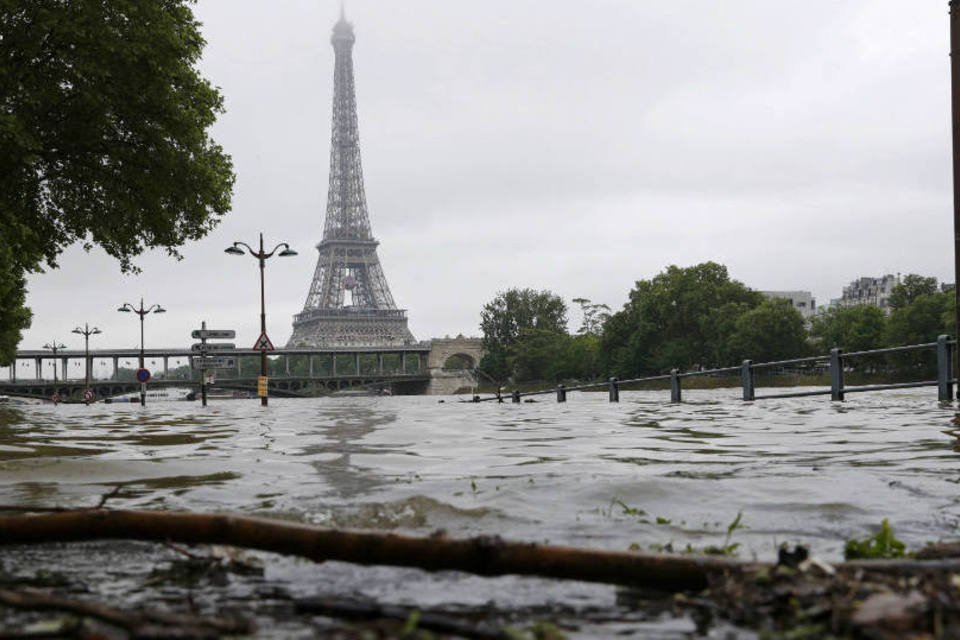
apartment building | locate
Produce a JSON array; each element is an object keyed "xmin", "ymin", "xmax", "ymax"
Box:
[{"xmin": 760, "ymin": 290, "xmax": 817, "ymax": 319}]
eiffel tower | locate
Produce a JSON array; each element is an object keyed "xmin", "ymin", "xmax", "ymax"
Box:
[{"xmin": 288, "ymin": 10, "xmax": 416, "ymax": 348}]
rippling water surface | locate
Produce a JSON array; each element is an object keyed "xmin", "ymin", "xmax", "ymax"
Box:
[{"xmin": 1, "ymin": 388, "xmax": 958, "ymax": 637}]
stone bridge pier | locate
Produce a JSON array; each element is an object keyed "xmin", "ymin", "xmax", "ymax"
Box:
[{"xmin": 426, "ymin": 337, "xmax": 483, "ymax": 395}]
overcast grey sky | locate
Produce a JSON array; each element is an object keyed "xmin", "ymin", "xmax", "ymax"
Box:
[{"xmin": 13, "ymin": 1, "xmax": 955, "ymax": 355}]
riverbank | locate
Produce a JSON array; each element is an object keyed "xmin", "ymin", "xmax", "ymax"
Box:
[{"xmin": 3, "ymin": 522, "xmax": 960, "ymax": 639}]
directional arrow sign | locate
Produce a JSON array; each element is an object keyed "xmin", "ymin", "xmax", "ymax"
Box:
[
  {"xmin": 192, "ymin": 356, "xmax": 236, "ymax": 369},
  {"xmin": 191, "ymin": 343, "xmax": 236, "ymax": 352},
  {"xmin": 191, "ymin": 329, "xmax": 236, "ymax": 340}
]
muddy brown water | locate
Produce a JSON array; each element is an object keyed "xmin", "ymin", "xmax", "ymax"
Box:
[{"xmin": 0, "ymin": 388, "xmax": 956, "ymax": 638}]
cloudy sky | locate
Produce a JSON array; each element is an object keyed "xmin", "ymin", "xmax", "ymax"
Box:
[{"xmin": 13, "ymin": 0, "xmax": 955, "ymax": 355}]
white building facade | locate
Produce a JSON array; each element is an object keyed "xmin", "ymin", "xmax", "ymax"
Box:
[
  {"xmin": 829, "ymin": 275, "xmax": 899, "ymax": 314},
  {"xmin": 760, "ymin": 291, "xmax": 817, "ymax": 319}
]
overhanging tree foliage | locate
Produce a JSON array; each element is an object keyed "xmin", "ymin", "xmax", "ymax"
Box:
[
  {"xmin": 0, "ymin": 0, "xmax": 235, "ymax": 364},
  {"xmin": 0, "ymin": 246, "xmax": 31, "ymax": 365}
]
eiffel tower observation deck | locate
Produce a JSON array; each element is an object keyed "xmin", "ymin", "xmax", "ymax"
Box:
[{"xmin": 288, "ymin": 11, "xmax": 416, "ymax": 348}]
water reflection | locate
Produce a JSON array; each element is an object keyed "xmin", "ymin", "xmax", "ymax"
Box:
[{"xmin": 292, "ymin": 403, "xmax": 399, "ymax": 500}]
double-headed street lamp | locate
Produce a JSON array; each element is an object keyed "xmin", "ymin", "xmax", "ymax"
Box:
[
  {"xmin": 118, "ymin": 299, "xmax": 165, "ymax": 406},
  {"xmin": 42, "ymin": 341, "xmax": 66, "ymax": 384},
  {"xmin": 72, "ymin": 323, "xmax": 102, "ymax": 403},
  {"xmin": 225, "ymin": 233, "xmax": 297, "ymax": 407}
]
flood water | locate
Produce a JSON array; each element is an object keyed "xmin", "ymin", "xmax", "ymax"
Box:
[{"xmin": 0, "ymin": 388, "xmax": 958, "ymax": 637}]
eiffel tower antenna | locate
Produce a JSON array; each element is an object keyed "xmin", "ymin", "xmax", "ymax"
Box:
[
  {"xmin": 288, "ymin": 14, "xmax": 415, "ymax": 348},
  {"xmin": 340, "ymin": 0, "xmax": 345, "ymax": 21}
]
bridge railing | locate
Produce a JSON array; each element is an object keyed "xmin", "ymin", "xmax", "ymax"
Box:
[
  {"xmin": 1, "ymin": 349, "xmax": 431, "ymax": 384},
  {"xmin": 476, "ymin": 336, "xmax": 957, "ymax": 404}
]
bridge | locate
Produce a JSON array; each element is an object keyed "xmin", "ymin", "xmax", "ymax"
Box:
[{"xmin": 0, "ymin": 337, "xmax": 483, "ymax": 402}]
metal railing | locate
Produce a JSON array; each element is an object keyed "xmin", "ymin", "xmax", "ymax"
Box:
[{"xmin": 475, "ymin": 335, "xmax": 957, "ymax": 404}]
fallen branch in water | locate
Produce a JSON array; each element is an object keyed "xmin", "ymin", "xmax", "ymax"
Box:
[
  {"xmin": 0, "ymin": 587, "xmax": 253, "ymax": 638},
  {"xmin": 295, "ymin": 596, "xmax": 514, "ymax": 640},
  {"xmin": 0, "ymin": 509, "xmax": 744, "ymax": 592},
  {"xmin": 3, "ymin": 509, "xmax": 960, "ymax": 598}
]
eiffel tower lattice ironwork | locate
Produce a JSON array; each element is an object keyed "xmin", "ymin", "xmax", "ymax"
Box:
[{"xmin": 288, "ymin": 12, "xmax": 415, "ymax": 348}]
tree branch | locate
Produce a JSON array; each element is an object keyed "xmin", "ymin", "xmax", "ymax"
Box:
[{"xmin": 0, "ymin": 509, "xmax": 740, "ymax": 593}]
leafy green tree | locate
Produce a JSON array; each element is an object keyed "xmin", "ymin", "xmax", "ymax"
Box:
[
  {"xmin": 809, "ymin": 305, "xmax": 886, "ymax": 352},
  {"xmin": 725, "ymin": 298, "xmax": 808, "ymax": 363},
  {"xmin": 883, "ymin": 290, "xmax": 954, "ymax": 375},
  {"xmin": 557, "ymin": 333, "xmax": 604, "ymax": 381},
  {"xmin": 600, "ymin": 263, "xmax": 763, "ymax": 376},
  {"xmin": 479, "ymin": 288, "xmax": 567, "ymax": 382},
  {"xmin": 888, "ymin": 274, "xmax": 938, "ymax": 311},
  {"xmin": 0, "ymin": 247, "xmax": 31, "ymax": 365},
  {"xmin": 705, "ymin": 301, "xmax": 757, "ymax": 366},
  {"xmin": 885, "ymin": 290, "xmax": 953, "ymax": 346},
  {"xmin": 0, "ymin": 0, "xmax": 235, "ymax": 364},
  {"xmin": 508, "ymin": 330, "xmax": 605, "ymax": 384},
  {"xmin": 509, "ymin": 328, "xmax": 569, "ymax": 382},
  {"xmin": 572, "ymin": 297, "xmax": 611, "ymax": 335}
]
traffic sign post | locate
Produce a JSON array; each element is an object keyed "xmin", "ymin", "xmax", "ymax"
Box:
[
  {"xmin": 192, "ymin": 356, "xmax": 236, "ymax": 369},
  {"xmin": 191, "ymin": 343, "xmax": 235, "ymax": 352},
  {"xmin": 191, "ymin": 329, "xmax": 236, "ymax": 340},
  {"xmin": 135, "ymin": 368, "xmax": 150, "ymax": 407},
  {"xmin": 251, "ymin": 333, "xmax": 275, "ymax": 406},
  {"xmin": 192, "ymin": 321, "xmax": 236, "ymax": 407}
]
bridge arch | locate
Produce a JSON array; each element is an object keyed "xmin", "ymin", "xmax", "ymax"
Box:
[
  {"xmin": 426, "ymin": 337, "xmax": 483, "ymax": 395},
  {"xmin": 441, "ymin": 353, "xmax": 477, "ymax": 371},
  {"xmin": 427, "ymin": 337, "xmax": 483, "ymax": 371}
]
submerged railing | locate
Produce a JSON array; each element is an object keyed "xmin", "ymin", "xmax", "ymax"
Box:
[{"xmin": 477, "ymin": 335, "xmax": 957, "ymax": 404}]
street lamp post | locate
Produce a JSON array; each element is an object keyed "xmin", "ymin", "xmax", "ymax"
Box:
[
  {"xmin": 951, "ymin": 1, "xmax": 960, "ymax": 398},
  {"xmin": 72, "ymin": 323, "xmax": 102, "ymax": 404},
  {"xmin": 118, "ymin": 299, "xmax": 166, "ymax": 406},
  {"xmin": 42, "ymin": 340, "xmax": 66, "ymax": 403},
  {"xmin": 225, "ymin": 232, "xmax": 297, "ymax": 407}
]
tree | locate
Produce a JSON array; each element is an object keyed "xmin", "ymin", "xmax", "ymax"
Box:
[
  {"xmin": 600, "ymin": 263, "xmax": 763, "ymax": 376},
  {"xmin": 572, "ymin": 298, "xmax": 611, "ymax": 335},
  {"xmin": 0, "ymin": 1, "xmax": 235, "ymax": 364},
  {"xmin": 885, "ymin": 291, "xmax": 953, "ymax": 346},
  {"xmin": 809, "ymin": 305, "xmax": 886, "ymax": 352},
  {"xmin": 725, "ymin": 298, "xmax": 808, "ymax": 363},
  {"xmin": 883, "ymin": 290, "xmax": 954, "ymax": 375},
  {"xmin": 479, "ymin": 289, "xmax": 567, "ymax": 383},
  {"xmin": 509, "ymin": 328, "xmax": 569, "ymax": 382},
  {"xmin": 888, "ymin": 275, "xmax": 938, "ymax": 311},
  {"xmin": 0, "ymin": 246, "xmax": 31, "ymax": 365},
  {"xmin": 556, "ymin": 333, "xmax": 604, "ymax": 381}
]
